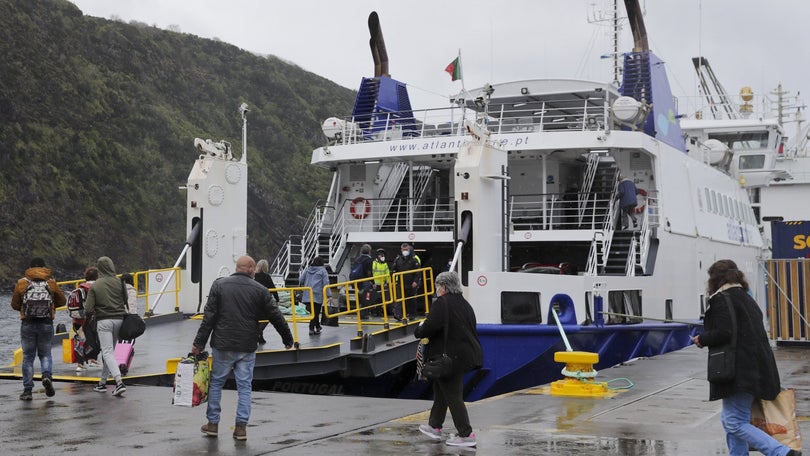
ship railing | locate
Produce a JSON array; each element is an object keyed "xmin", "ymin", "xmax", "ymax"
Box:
[
  {"xmin": 336, "ymin": 197, "xmax": 455, "ymax": 233},
  {"xmin": 626, "ymin": 235, "xmax": 639, "ymax": 277},
  {"xmin": 677, "ymin": 94, "xmax": 780, "ymax": 122},
  {"xmin": 638, "ymin": 192, "xmax": 657, "ymax": 271},
  {"xmin": 57, "ymin": 267, "xmax": 182, "ymax": 316},
  {"xmin": 586, "ymin": 232, "xmax": 604, "ymax": 275},
  {"xmin": 270, "ymin": 285, "xmax": 315, "ymax": 344},
  {"xmin": 331, "ymin": 97, "xmax": 610, "ymax": 145},
  {"xmin": 319, "ymin": 267, "xmax": 436, "ymax": 334},
  {"xmin": 510, "ymin": 192, "xmax": 611, "ymax": 231},
  {"xmin": 270, "ymin": 239, "xmax": 293, "ymax": 279},
  {"xmin": 375, "ymin": 163, "xmax": 410, "ymax": 222}
]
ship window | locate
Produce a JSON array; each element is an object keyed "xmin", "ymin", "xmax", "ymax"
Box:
[
  {"xmin": 605, "ymin": 290, "xmax": 642, "ymax": 324},
  {"xmin": 704, "ymin": 188, "xmax": 712, "ymax": 212},
  {"xmin": 739, "ymin": 154, "xmax": 765, "ymax": 170},
  {"xmin": 708, "ymin": 131, "xmax": 769, "ymax": 150},
  {"xmin": 500, "ymin": 291, "xmax": 542, "ymax": 324},
  {"xmin": 723, "ymin": 196, "xmax": 730, "ymax": 217},
  {"xmin": 349, "ymin": 165, "xmax": 366, "ymax": 181},
  {"xmin": 712, "ymin": 191, "xmax": 720, "ymax": 215}
]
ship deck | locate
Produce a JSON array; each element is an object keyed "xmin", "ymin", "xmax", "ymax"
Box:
[
  {"xmin": 0, "ymin": 345, "xmax": 806, "ymax": 455},
  {"xmin": 0, "ymin": 313, "xmax": 423, "ymax": 387}
]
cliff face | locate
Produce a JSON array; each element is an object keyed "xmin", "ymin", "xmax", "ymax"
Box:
[{"xmin": 0, "ymin": 0, "xmax": 355, "ymax": 284}]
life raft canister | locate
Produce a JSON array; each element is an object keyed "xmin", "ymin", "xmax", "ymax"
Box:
[
  {"xmin": 349, "ymin": 197, "xmax": 371, "ymax": 219},
  {"xmin": 634, "ymin": 188, "xmax": 648, "ymax": 214}
]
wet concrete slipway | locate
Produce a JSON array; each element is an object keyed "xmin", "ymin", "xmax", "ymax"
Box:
[{"xmin": 1, "ymin": 345, "xmax": 807, "ymax": 456}]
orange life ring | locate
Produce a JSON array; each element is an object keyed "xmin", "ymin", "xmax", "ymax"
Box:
[
  {"xmin": 349, "ymin": 197, "xmax": 371, "ymax": 219},
  {"xmin": 634, "ymin": 188, "xmax": 648, "ymax": 214}
]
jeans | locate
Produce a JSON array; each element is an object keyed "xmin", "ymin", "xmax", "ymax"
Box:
[
  {"xmin": 429, "ymin": 369, "xmax": 472, "ymax": 437},
  {"xmin": 20, "ymin": 320, "xmax": 54, "ymax": 391},
  {"xmin": 207, "ymin": 348, "xmax": 256, "ymax": 425},
  {"xmin": 96, "ymin": 318, "xmax": 123, "ymax": 383},
  {"xmin": 721, "ymin": 391, "xmax": 791, "ymax": 456}
]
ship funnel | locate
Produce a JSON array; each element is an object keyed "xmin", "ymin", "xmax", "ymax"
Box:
[
  {"xmin": 368, "ymin": 12, "xmax": 389, "ymax": 77},
  {"xmin": 624, "ymin": 0, "xmax": 648, "ymax": 52}
]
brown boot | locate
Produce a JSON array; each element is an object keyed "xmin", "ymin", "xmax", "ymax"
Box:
[
  {"xmin": 200, "ymin": 422, "xmax": 218, "ymax": 437},
  {"xmin": 233, "ymin": 423, "xmax": 247, "ymax": 440}
]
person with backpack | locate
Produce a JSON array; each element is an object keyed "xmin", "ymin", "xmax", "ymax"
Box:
[
  {"xmin": 350, "ymin": 244, "xmax": 374, "ymax": 314},
  {"xmin": 84, "ymin": 256, "xmax": 129, "ymax": 397},
  {"xmin": 68, "ymin": 266, "xmax": 102, "ymax": 373},
  {"xmin": 391, "ymin": 243, "xmax": 422, "ymax": 320},
  {"xmin": 10, "ymin": 258, "xmax": 66, "ymax": 400}
]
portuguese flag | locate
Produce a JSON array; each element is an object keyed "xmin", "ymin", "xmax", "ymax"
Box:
[{"xmin": 444, "ymin": 57, "xmax": 461, "ymax": 81}]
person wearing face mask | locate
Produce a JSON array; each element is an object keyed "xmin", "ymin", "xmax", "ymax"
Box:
[
  {"xmin": 391, "ymin": 243, "xmax": 421, "ymax": 320},
  {"xmin": 371, "ymin": 248, "xmax": 391, "ymax": 315}
]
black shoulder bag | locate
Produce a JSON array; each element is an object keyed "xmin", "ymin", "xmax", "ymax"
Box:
[
  {"xmin": 119, "ymin": 279, "xmax": 146, "ymax": 340},
  {"xmin": 421, "ymin": 303, "xmax": 454, "ymax": 380},
  {"xmin": 706, "ymin": 293, "xmax": 738, "ymax": 383}
]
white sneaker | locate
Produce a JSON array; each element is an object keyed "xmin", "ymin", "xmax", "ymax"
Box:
[
  {"xmin": 75, "ymin": 365, "xmax": 86, "ymax": 373},
  {"xmin": 418, "ymin": 424, "xmax": 443, "ymax": 440},
  {"xmin": 445, "ymin": 433, "xmax": 476, "ymax": 447},
  {"xmin": 87, "ymin": 360, "xmax": 102, "ymax": 369}
]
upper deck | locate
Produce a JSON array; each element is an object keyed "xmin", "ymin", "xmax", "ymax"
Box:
[{"xmin": 313, "ymin": 79, "xmax": 624, "ymax": 166}]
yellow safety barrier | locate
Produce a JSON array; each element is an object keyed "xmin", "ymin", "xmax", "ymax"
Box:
[{"xmin": 318, "ymin": 266, "xmax": 435, "ymax": 335}]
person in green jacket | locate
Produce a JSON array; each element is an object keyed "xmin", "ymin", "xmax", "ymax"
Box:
[{"xmin": 84, "ymin": 256, "xmax": 128, "ymax": 397}]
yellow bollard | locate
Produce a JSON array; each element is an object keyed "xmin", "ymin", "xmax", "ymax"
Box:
[{"xmin": 550, "ymin": 351, "xmax": 610, "ymax": 398}]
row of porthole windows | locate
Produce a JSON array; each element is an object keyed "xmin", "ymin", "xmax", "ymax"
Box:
[{"xmin": 702, "ymin": 187, "xmax": 756, "ymax": 225}]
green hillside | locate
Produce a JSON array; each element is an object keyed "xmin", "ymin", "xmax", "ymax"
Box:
[{"xmin": 0, "ymin": 0, "xmax": 356, "ymax": 285}]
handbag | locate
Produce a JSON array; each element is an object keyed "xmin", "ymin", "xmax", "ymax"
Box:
[
  {"xmin": 751, "ymin": 389, "xmax": 803, "ymax": 450},
  {"xmin": 118, "ymin": 279, "xmax": 146, "ymax": 340},
  {"xmin": 420, "ymin": 303, "xmax": 454, "ymax": 380},
  {"xmin": 706, "ymin": 293, "xmax": 737, "ymax": 383},
  {"xmin": 172, "ymin": 352, "xmax": 210, "ymax": 407}
]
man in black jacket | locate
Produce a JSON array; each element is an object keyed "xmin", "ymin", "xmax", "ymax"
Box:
[
  {"xmin": 192, "ymin": 256, "xmax": 294, "ymax": 440},
  {"xmin": 391, "ymin": 243, "xmax": 421, "ymax": 320}
]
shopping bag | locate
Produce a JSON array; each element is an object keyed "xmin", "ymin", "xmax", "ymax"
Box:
[
  {"xmin": 750, "ymin": 389, "xmax": 802, "ymax": 450},
  {"xmin": 172, "ymin": 353, "xmax": 210, "ymax": 407}
]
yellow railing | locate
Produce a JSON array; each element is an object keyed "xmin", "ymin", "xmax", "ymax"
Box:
[
  {"xmin": 55, "ymin": 267, "xmax": 182, "ymax": 315},
  {"xmin": 318, "ymin": 266, "xmax": 435, "ymax": 335},
  {"xmin": 136, "ymin": 267, "xmax": 182, "ymax": 314}
]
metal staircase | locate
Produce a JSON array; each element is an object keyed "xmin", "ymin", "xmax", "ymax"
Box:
[{"xmin": 578, "ymin": 153, "xmax": 618, "ymax": 227}]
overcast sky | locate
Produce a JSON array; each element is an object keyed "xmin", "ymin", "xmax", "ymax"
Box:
[{"xmin": 69, "ymin": 0, "xmax": 809, "ymax": 136}]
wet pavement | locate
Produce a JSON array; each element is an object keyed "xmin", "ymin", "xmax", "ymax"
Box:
[{"xmin": 0, "ymin": 345, "xmax": 806, "ymax": 455}]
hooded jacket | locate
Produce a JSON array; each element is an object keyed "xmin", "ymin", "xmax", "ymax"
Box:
[
  {"xmin": 84, "ymin": 256, "xmax": 127, "ymax": 320},
  {"xmin": 697, "ymin": 285, "xmax": 781, "ymax": 401},
  {"xmin": 11, "ymin": 267, "xmax": 66, "ymax": 321},
  {"xmin": 298, "ymin": 265, "xmax": 331, "ymax": 304},
  {"xmin": 194, "ymin": 271, "xmax": 294, "ymax": 352}
]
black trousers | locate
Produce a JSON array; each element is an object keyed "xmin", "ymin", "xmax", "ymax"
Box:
[{"xmin": 428, "ymin": 369, "xmax": 472, "ymax": 437}]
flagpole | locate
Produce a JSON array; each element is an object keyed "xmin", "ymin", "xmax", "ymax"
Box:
[{"xmin": 458, "ymin": 48, "xmax": 465, "ymax": 93}]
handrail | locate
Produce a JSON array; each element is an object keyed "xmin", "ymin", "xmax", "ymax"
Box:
[
  {"xmin": 56, "ymin": 267, "xmax": 182, "ymax": 315},
  {"xmin": 319, "ymin": 267, "xmax": 435, "ymax": 334},
  {"xmin": 330, "ymin": 95, "xmax": 610, "ymax": 146}
]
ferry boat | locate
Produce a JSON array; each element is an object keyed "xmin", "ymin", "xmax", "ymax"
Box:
[
  {"xmin": 253, "ymin": 3, "xmax": 763, "ymax": 399},
  {"xmin": 5, "ymin": 2, "xmax": 769, "ymax": 399}
]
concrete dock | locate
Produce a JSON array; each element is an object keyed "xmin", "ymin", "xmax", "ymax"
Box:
[{"xmin": 1, "ymin": 345, "xmax": 807, "ymax": 455}]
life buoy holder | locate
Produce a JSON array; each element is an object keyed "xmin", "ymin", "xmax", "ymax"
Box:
[
  {"xmin": 634, "ymin": 188, "xmax": 648, "ymax": 214},
  {"xmin": 349, "ymin": 197, "xmax": 371, "ymax": 219}
]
